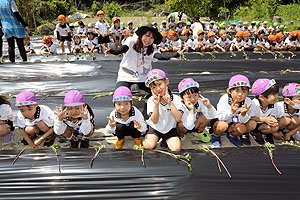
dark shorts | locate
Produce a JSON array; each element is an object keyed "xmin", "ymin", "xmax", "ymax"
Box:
[
  {"xmin": 59, "ymin": 35, "xmax": 72, "ymax": 42},
  {"xmin": 253, "ymin": 123, "xmax": 263, "ymax": 133},
  {"xmin": 147, "ymin": 126, "xmax": 178, "ymax": 141},
  {"xmin": 88, "ymin": 47, "xmax": 99, "ymax": 51},
  {"xmin": 244, "ymin": 47, "xmax": 254, "ymax": 51},
  {"xmin": 98, "ymin": 35, "xmax": 111, "ymax": 44},
  {"xmin": 114, "ymin": 35, "xmax": 123, "ymax": 42}
]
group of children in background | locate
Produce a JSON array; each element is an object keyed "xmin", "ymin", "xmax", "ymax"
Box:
[
  {"xmin": 23, "ymin": 11, "xmax": 300, "ymax": 56},
  {"xmin": 1, "ymin": 69, "xmax": 300, "ymax": 150}
]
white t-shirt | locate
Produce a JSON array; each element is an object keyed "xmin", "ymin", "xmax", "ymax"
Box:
[
  {"xmin": 205, "ymin": 38, "xmax": 217, "ymax": 46},
  {"xmin": 170, "ymin": 39, "xmax": 182, "ymax": 48},
  {"xmin": 84, "ymin": 37, "xmax": 99, "ymax": 49},
  {"xmin": 160, "ymin": 25, "xmax": 169, "ymax": 32},
  {"xmin": 275, "ymin": 41, "xmax": 284, "ymax": 49},
  {"xmin": 106, "ymin": 106, "xmax": 147, "ymax": 134},
  {"xmin": 193, "ymin": 38, "xmax": 206, "ymax": 46},
  {"xmin": 77, "ymin": 27, "xmax": 87, "ymax": 35},
  {"xmin": 147, "ymin": 94, "xmax": 181, "ymax": 133},
  {"xmin": 54, "ymin": 112, "xmax": 93, "ymax": 136},
  {"xmin": 117, "ymin": 35, "xmax": 159, "ymax": 83},
  {"xmin": 42, "ymin": 43, "xmax": 57, "ymax": 54},
  {"xmin": 205, "ymin": 26, "xmax": 218, "ymax": 32},
  {"xmin": 175, "ymin": 26, "xmax": 184, "ymax": 33},
  {"xmin": 284, "ymin": 37, "xmax": 299, "ymax": 46},
  {"xmin": 232, "ymin": 38, "xmax": 244, "ymax": 47},
  {"xmin": 158, "ymin": 40, "xmax": 169, "ymax": 48},
  {"xmin": 183, "ymin": 38, "xmax": 194, "ymax": 50},
  {"xmin": 17, "ymin": 105, "xmax": 57, "ymax": 129},
  {"xmin": 277, "ymin": 101, "xmax": 300, "ymax": 118},
  {"xmin": 110, "ymin": 25, "xmax": 123, "ymax": 35},
  {"xmin": 55, "ymin": 23, "xmax": 71, "ymax": 37},
  {"xmin": 217, "ymin": 94, "xmax": 254, "ymax": 124},
  {"xmin": 217, "ymin": 37, "xmax": 231, "ymax": 48},
  {"xmin": 127, "ymin": 27, "xmax": 135, "ymax": 34},
  {"xmin": 253, "ymin": 38, "xmax": 267, "ymax": 47},
  {"xmin": 250, "ymin": 99, "xmax": 280, "ymax": 122},
  {"xmin": 95, "ymin": 21, "xmax": 109, "ymax": 35},
  {"xmin": 177, "ymin": 100, "xmax": 217, "ymax": 130},
  {"xmin": 25, "ymin": 42, "xmax": 34, "ymax": 52},
  {"xmin": 191, "ymin": 22, "xmax": 204, "ymax": 40},
  {"xmin": 243, "ymin": 39, "xmax": 253, "ymax": 47},
  {"xmin": 0, "ymin": 104, "xmax": 13, "ymax": 121},
  {"xmin": 72, "ymin": 40, "xmax": 84, "ymax": 50}
]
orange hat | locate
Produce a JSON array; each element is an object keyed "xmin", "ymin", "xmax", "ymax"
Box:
[
  {"xmin": 168, "ymin": 30, "xmax": 176, "ymax": 38},
  {"xmin": 42, "ymin": 36, "xmax": 52, "ymax": 44},
  {"xmin": 219, "ymin": 30, "xmax": 227, "ymax": 36},
  {"xmin": 255, "ymin": 29, "xmax": 260, "ymax": 35},
  {"xmin": 197, "ymin": 29, "xmax": 204, "ymax": 35},
  {"xmin": 290, "ymin": 31, "xmax": 298, "ymax": 36},
  {"xmin": 97, "ymin": 10, "xmax": 104, "ymax": 15},
  {"xmin": 275, "ymin": 32, "xmax": 284, "ymax": 39},
  {"xmin": 268, "ymin": 35, "xmax": 276, "ymax": 41},
  {"xmin": 123, "ymin": 29, "xmax": 130, "ymax": 35},
  {"xmin": 297, "ymin": 30, "xmax": 300, "ymax": 37},
  {"xmin": 236, "ymin": 31, "xmax": 243, "ymax": 37},
  {"xmin": 181, "ymin": 29, "xmax": 189, "ymax": 35},
  {"xmin": 207, "ymin": 31, "xmax": 215, "ymax": 37},
  {"xmin": 112, "ymin": 17, "xmax": 120, "ymax": 23},
  {"xmin": 58, "ymin": 14, "xmax": 66, "ymax": 21},
  {"xmin": 243, "ymin": 31, "xmax": 251, "ymax": 37},
  {"xmin": 160, "ymin": 31, "xmax": 167, "ymax": 37}
]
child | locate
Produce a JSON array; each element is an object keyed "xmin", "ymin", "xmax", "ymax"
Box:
[
  {"xmin": 253, "ymin": 30, "xmax": 269, "ymax": 52},
  {"xmin": 160, "ymin": 20, "xmax": 169, "ymax": 32},
  {"xmin": 16, "ymin": 91, "xmax": 56, "ymax": 148},
  {"xmin": 121, "ymin": 30, "xmax": 130, "ymax": 45},
  {"xmin": 211, "ymin": 75, "xmax": 256, "ymax": 147},
  {"xmin": 251, "ymin": 79, "xmax": 280, "ymax": 144},
  {"xmin": 241, "ymin": 22, "xmax": 249, "ymax": 31},
  {"xmin": 269, "ymin": 22, "xmax": 279, "ymax": 35},
  {"xmin": 267, "ymin": 35, "xmax": 277, "ymax": 51},
  {"xmin": 236, "ymin": 21, "xmax": 243, "ymax": 32},
  {"xmin": 55, "ymin": 14, "xmax": 71, "ymax": 53},
  {"xmin": 110, "ymin": 17, "xmax": 123, "ymax": 49},
  {"xmin": 216, "ymin": 30, "xmax": 231, "ymax": 52},
  {"xmin": 168, "ymin": 30, "xmax": 182, "ymax": 52},
  {"xmin": 227, "ymin": 23, "xmax": 237, "ymax": 35},
  {"xmin": 69, "ymin": 23, "xmax": 76, "ymax": 37},
  {"xmin": 72, "ymin": 34, "xmax": 84, "ymax": 54},
  {"xmin": 176, "ymin": 78, "xmax": 216, "ymax": 142},
  {"xmin": 205, "ymin": 31, "xmax": 218, "ymax": 52},
  {"xmin": 230, "ymin": 31, "xmax": 244, "ymax": 52},
  {"xmin": 180, "ymin": 29, "xmax": 194, "ymax": 52},
  {"xmin": 84, "ymin": 29, "xmax": 99, "ymax": 54},
  {"xmin": 24, "ymin": 36, "xmax": 35, "ymax": 55},
  {"xmin": 54, "ymin": 90, "xmax": 94, "ymax": 148},
  {"xmin": 152, "ymin": 22, "xmax": 158, "ymax": 29},
  {"xmin": 77, "ymin": 21, "xmax": 87, "ymax": 37},
  {"xmin": 143, "ymin": 69, "xmax": 182, "ymax": 151},
  {"xmin": 185, "ymin": 22, "xmax": 193, "ymax": 35},
  {"xmin": 193, "ymin": 30, "xmax": 206, "ymax": 52},
  {"xmin": 176, "ymin": 21, "xmax": 184, "ymax": 35},
  {"xmin": 127, "ymin": 21, "xmax": 135, "ymax": 35},
  {"xmin": 276, "ymin": 83, "xmax": 300, "ymax": 141},
  {"xmin": 106, "ymin": 86, "xmax": 146, "ymax": 149},
  {"xmin": 205, "ymin": 21, "xmax": 218, "ymax": 34},
  {"xmin": 0, "ymin": 96, "xmax": 14, "ymax": 144},
  {"xmin": 243, "ymin": 31, "xmax": 254, "ymax": 51},
  {"xmin": 95, "ymin": 10, "xmax": 110, "ymax": 53},
  {"xmin": 40, "ymin": 36, "xmax": 57, "ymax": 55},
  {"xmin": 157, "ymin": 31, "xmax": 169, "ymax": 52},
  {"xmin": 275, "ymin": 32, "xmax": 286, "ymax": 51},
  {"xmin": 284, "ymin": 31, "xmax": 298, "ymax": 51}
]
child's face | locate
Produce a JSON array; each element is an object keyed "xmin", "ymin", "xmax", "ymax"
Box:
[
  {"xmin": 128, "ymin": 24, "xmax": 133, "ymax": 28},
  {"xmin": 24, "ymin": 38, "xmax": 30, "ymax": 45},
  {"xmin": 87, "ymin": 33, "xmax": 94, "ymax": 40},
  {"xmin": 209, "ymin": 35, "xmax": 215, "ymax": 42},
  {"xmin": 178, "ymin": 23, "xmax": 183, "ymax": 28},
  {"xmin": 162, "ymin": 36, "xmax": 167, "ymax": 42},
  {"xmin": 285, "ymin": 96, "xmax": 300, "ymax": 107},
  {"xmin": 162, "ymin": 23, "xmax": 166, "ymax": 27},
  {"xmin": 260, "ymin": 93, "xmax": 278, "ymax": 105},
  {"xmin": 46, "ymin": 42, "xmax": 51, "ymax": 47},
  {"xmin": 277, "ymin": 38, "xmax": 283, "ymax": 42},
  {"xmin": 59, "ymin": 19, "xmax": 64, "ymax": 25},
  {"xmin": 244, "ymin": 35, "xmax": 249, "ymax": 40},
  {"xmin": 258, "ymin": 33, "xmax": 264, "ymax": 39},
  {"xmin": 114, "ymin": 20, "xmax": 120, "ymax": 27},
  {"xmin": 18, "ymin": 104, "xmax": 38, "ymax": 119},
  {"xmin": 79, "ymin": 24, "xmax": 84, "ymax": 28},
  {"xmin": 124, "ymin": 35, "xmax": 130, "ymax": 39},
  {"xmin": 182, "ymin": 92, "xmax": 199, "ymax": 106},
  {"xmin": 66, "ymin": 105, "xmax": 83, "ymax": 118},
  {"xmin": 198, "ymin": 34, "xmax": 204, "ymax": 40},
  {"xmin": 183, "ymin": 34, "xmax": 188, "ymax": 40},
  {"xmin": 74, "ymin": 37, "xmax": 81, "ymax": 43},
  {"xmin": 236, "ymin": 36, "xmax": 242, "ymax": 42},
  {"xmin": 150, "ymin": 79, "xmax": 169, "ymax": 97},
  {"xmin": 209, "ymin": 24, "xmax": 213, "ymax": 28},
  {"xmin": 229, "ymin": 87, "xmax": 249, "ymax": 103},
  {"xmin": 170, "ymin": 35, "xmax": 177, "ymax": 41},
  {"xmin": 221, "ymin": 33, "xmax": 228, "ymax": 39},
  {"xmin": 115, "ymin": 101, "xmax": 131, "ymax": 116},
  {"xmin": 98, "ymin": 14, "xmax": 104, "ymax": 21}
]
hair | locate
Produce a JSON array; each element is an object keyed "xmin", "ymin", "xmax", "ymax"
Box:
[
  {"xmin": 78, "ymin": 21, "xmax": 85, "ymax": 27},
  {"xmin": 0, "ymin": 96, "xmax": 10, "ymax": 106},
  {"xmin": 254, "ymin": 30, "xmax": 265, "ymax": 41},
  {"xmin": 134, "ymin": 31, "xmax": 155, "ymax": 56},
  {"xmin": 257, "ymin": 83, "xmax": 279, "ymax": 98},
  {"xmin": 229, "ymin": 86, "xmax": 249, "ymax": 93},
  {"xmin": 149, "ymin": 78, "xmax": 166, "ymax": 87},
  {"xmin": 179, "ymin": 87, "xmax": 199, "ymax": 98}
]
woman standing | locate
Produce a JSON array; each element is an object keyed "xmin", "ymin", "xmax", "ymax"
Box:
[
  {"xmin": 0, "ymin": 0, "xmax": 30, "ymax": 62},
  {"xmin": 104, "ymin": 24, "xmax": 180, "ymax": 92}
]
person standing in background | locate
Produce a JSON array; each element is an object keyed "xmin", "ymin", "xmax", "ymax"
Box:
[{"xmin": 0, "ymin": 0, "xmax": 30, "ymax": 62}]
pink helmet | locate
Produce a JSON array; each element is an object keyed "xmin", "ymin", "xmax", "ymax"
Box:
[
  {"xmin": 113, "ymin": 86, "xmax": 132, "ymax": 102},
  {"xmin": 15, "ymin": 91, "xmax": 37, "ymax": 106},
  {"xmin": 178, "ymin": 78, "xmax": 199, "ymax": 94},
  {"xmin": 145, "ymin": 69, "xmax": 167, "ymax": 87},
  {"xmin": 64, "ymin": 90, "xmax": 85, "ymax": 106},
  {"xmin": 228, "ymin": 74, "xmax": 250, "ymax": 89},
  {"xmin": 282, "ymin": 83, "xmax": 300, "ymax": 97},
  {"xmin": 252, "ymin": 79, "xmax": 276, "ymax": 96}
]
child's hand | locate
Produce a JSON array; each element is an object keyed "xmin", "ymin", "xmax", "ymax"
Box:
[
  {"xmin": 102, "ymin": 44, "xmax": 111, "ymax": 57},
  {"xmin": 133, "ymin": 120, "xmax": 141, "ymax": 129},
  {"xmin": 162, "ymin": 87, "xmax": 172, "ymax": 105},
  {"xmin": 241, "ymin": 103, "xmax": 251, "ymax": 116},
  {"xmin": 230, "ymin": 99, "xmax": 240, "ymax": 114},
  {"xmin": 107, "ymin": 115, "xmax": 116, "ymax": 128},
  {"xmin": 272, "ymin": 132, "xmax": 284, "ymax": 140},
  {"xmin": 185, "ymin": 100, "xmax": 195, "ymax": 111},
  {"xmin": 54, "ymin": 104, "xmax": 68, "ymax": 121},
  {"xmin": 79, "ymin": 105, "xmax": 89, "ymax": 120},
  {"xmin": 151, "ymin": 90, "xmax": 160, "ymax": 105},
  {"xmin": 265, "ymin": 116, "xmax": 278, "ymax": 127},
  {"xmin": 34, "ymin": 137, "xmax": 43, "ymax": 146},
  {"xmin": 199, "ymin": 94, "xmax": 212, "ymax": 109},
  {"xmin": 284, "ymin": 133, "xmax": 292, "ymax": 141}
]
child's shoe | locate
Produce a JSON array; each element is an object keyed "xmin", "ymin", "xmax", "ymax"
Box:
[
  {"xmin": 70, "ymin": 135, "xmax": 79, "ymax": 148},
  {"xmin": 192, "ymin": 129, "xmax": 211, "ymax": 142},
  {"xmin": 211, "ymin": 134, "xmax": 221, "ymax": 147},
  {"xmin": 264, "ymin": 134, "xmax": 274, "ymax": 144},
  {"xmin": 21, "ymin": 134, "xmax": 37, "ymax": 145},
  {"xmin": 294, "ymin": 131, "xmax": 300, "ymax": 141},
  {"xmin": 115, "ymin": 138, "xmax": 125, "ymax": 149},
  {"xmin": 44, "ymin": 133, "xmax": 56, "ymax": 147},
  {"xmin": 80, "ymin": 137, "xmax": 90, "ymax": 148},
  {"xmin": 226, "ymin": 133, "xmax": 243, "ymax": 147},
  {"xmin": 239, "ymin": 133, "xmax": 251, "ymax": 145},
  {"xmin": 2, "ymin": 131, "xmax": 14, "ymax": 144},
  {"xmin": 250, "ymin": 131, "xmax": 265, "ymax": 145},
  {"xmin": 133, "ymin": 137, "xmax": 142, "ymax": 147}
]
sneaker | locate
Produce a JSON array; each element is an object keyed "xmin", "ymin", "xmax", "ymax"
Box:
[
  {"xmin": 133, "ymin": 137, "xmax": 142, "ymax": 147},
  {"xmin": 264, "ymin": 134, "xmax": 274, "ymax": 144},
  {"xmin": 43, "ymin": 133, "xmax": 56, "ymax": 147},
  {"xmin": 160, "ymin": 139, "xmax": 168, "ymax": 148},
  {"xmin": 226, "ymin": 133, "xmax": 243, "ymax": 147},
  {"xmin": 21, "ymin": 134, "xmax": 37, "ymax": 145},
  {"xmin": 239, "ymin": 133, "xmax": 251, "ymax": 145},
  {"xmin": 80, "ymin": 138, "xmax": 89, "ymax": 148},
  {"xmin": 211, "ymin": 134, "xmax": 221, "ymax": 147},
  {"xmin": 193, "ymin": 130, "xmax": 211, "ymax": 142},
  {"xmin": 70, "ymin": 135, "xmax": 79, "ymax": 148},
  {"xmin": 250, "ymin": 131, "xmax": 265, "ymax": 145},
  {"xmin": 2, "ymin": 131, "xmax": 14, "ymax": 144},
  {"xmin": 115, "ymin": 138, "xmax": 125, "ymax": 149},
  {"xmin": 294, "ymin": 131, "xmax": 300, "ymax": 141}
]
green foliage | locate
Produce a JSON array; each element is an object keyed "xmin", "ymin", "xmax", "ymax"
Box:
[
  {"xmin": 91, "ymin": 1, "xmax": 103, "ymax": 14},
  {"xmin": 102, "ymin": 2, "xmax": 123, "ymax": 19},
  {"xmin": 275, "ymin": 2, "xmax": 300, "ymax": 21}
]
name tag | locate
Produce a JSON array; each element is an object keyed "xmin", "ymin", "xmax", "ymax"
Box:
[{"xmin": 232, "ymin": 116, "xmax": 239, "ymax": 123}]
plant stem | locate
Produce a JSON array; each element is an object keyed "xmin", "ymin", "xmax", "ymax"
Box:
[{"xmin": 12, "ymin": 146, "xmax": 30, "ymax": 165}]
